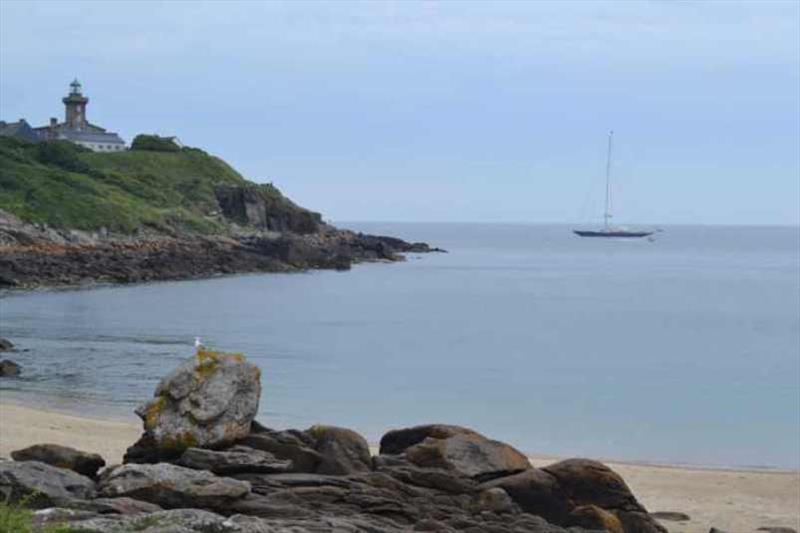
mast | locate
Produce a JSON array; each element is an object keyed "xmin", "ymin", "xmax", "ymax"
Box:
[{"xmin": 604, "ymin": 130, "xmax": 613, "ymax": 229}]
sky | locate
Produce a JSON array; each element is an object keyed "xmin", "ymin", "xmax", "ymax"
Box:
[{"xmin": 1, "ymin": 0, "xmax": 798, "ymax": 225}]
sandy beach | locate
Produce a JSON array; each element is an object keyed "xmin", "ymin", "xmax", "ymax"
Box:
[{"xmin": 0, "ymin": 401, "xmax": 798, "ymax": 533}]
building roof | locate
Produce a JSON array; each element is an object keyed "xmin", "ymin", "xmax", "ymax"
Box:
[
  {"xmin": 0, "ymin": 119, "xmax": 39, "ymax": 142},
  {"xmin": 57, "ymin": 129, "xmax": 125, "ymax": 144}
]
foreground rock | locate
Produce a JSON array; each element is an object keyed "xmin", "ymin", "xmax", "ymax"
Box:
[
  {"xmin": 404, "ymin": 431, "xmax": 532, "ymax": 481},
  {"xmin": 8, "ymin": 350, "xmax": 667, "ymax": 533},
  {"xmin": 125, "ymin": 349, "xmax": 261, "ymax": 463},
  {"xmin": 0, "ymin": 358, "xmax": 20, "ymax": 376},
  {"xmin": 479, "ymin": 459, "xmax": 667, "ymax": 532},
  {"xmin": 98, "ymin": 463, "xmax": 251, "ymax": 510},
  {"xmin": 0, "ymin": 337, "xmax": 13, "ymax": 351},
  {"xmin": 11, "ymin": 443, "xmax": 106, "ymax": 478},
  {"xmin": 177, "ymin": 446, "xmax": 292, "ymax": 475},
  {"xmin": 0, "ymin": 460, "xmax": 95, "ymax": 507}
]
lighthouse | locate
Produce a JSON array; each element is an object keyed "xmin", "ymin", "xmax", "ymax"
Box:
[{"xmin": 63, "ymin": 79, "xmax": 89, "ymax": 130}]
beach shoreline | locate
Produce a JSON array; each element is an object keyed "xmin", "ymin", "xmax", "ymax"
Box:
[{"xmin": 0, "ymin": 399, "xmax": 798, "ymax": 532}]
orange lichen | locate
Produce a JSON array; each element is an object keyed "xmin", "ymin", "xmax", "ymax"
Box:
[
  {"xmin": 194, "ymin": 347, "xmax": 247, "ymax": 380},
  {"xmin": 144, "ymin": 394, "xmax": 168, "ymax": 431}
]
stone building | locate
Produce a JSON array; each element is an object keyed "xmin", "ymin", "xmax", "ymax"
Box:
[
  {"xmin": 0, "ymin": 119, "xmax": 39, "ymax": 143},
  {"xmin": 34, "ymin": 79, "xmax": 126, "ymax": 152}
]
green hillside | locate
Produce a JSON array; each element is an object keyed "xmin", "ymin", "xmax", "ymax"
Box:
[{"xmin": 0, "ymin": 136, "xmax": 309, "ymax": 234}]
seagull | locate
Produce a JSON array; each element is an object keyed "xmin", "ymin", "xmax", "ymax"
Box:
[{"xmin": 194, "ymin": 337, "xmax": 204, "ymax": 350}]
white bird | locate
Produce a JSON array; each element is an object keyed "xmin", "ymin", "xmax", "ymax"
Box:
[{"xmin": 194, "ymin": 337, "xmax": 204, "ymax": 349}]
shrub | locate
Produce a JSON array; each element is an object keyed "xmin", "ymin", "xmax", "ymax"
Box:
[
  {"xmin": 34, "ymin": 141, "xmax": 90, "ymax": 173},
  {"xmin": 130, "ymin": 134, "xmax": 181, "ymax": 152}
]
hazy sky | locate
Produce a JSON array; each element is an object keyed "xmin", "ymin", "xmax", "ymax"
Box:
[{"xmin": 1, "ymin": 1, "xmax": 798, "ymax": 225}]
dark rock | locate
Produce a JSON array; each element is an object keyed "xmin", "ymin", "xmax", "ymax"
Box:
[
  {"xmin": 377, "ymin": 463, "xmax": 477, "ymax": 494},
  {"xmin": 178, "ymin": 445, "xmax": 292, "ymax": 475},
  {"xmin": 97, "ymin": 463, "xmax": 250, "ymax": 510},
  {"xmin": 215, "ymin": 184, "xmax": 322, "ymax": 234},
  {"xmin": 0, "ymin": 460, "xmax": 95, "ymax": 508},
  {"xmin": 238, "ymin": 431, "xmax": 322, "ymax": 473},
  {"xmin": 380, "ymin": 424, "xmax": 479, "ymax": 455},
  {"xmin": 125, "ymin": 349, "xmax": 261, "ymax": 462},
  {"xmin": 757, "ymin": 528, "xmax": 799, "ymax": 533},
  {"xmin": 306, "ymin": 425, "xmax": 372, "ymax": 475},
  {"xmin": 11, "ymin": 443, "xmax": 106, "ymax": 478},
  {"xmin": 472, "ymin": 487, "xmax": 516, "ymax": 514},
  {"xmin": 405, "ymin": 432, "xmax": 531, "ymax": 481},
  {"xmin": 0, "ymin": 337, "xmax": 13, "ymax": 351},
  {"xmin": 0, "ymin": 359, "xmax": 20, "ymax": 376},
  {"xmin": 651, "ymin": 511, "xmax": 691, "ymax": 521},
  {"xmin": 478, "ymin": 468, "xmax": 571, "ymax": 523},
  {"xmin": 543, "ymin": 459, "xmax": 667, "ymax": 533},
  {"xmin": 709, "ymin": 529, "xmax": 731, "ymax": 533}
]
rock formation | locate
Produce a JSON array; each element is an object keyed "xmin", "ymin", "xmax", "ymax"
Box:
[
  {"xmin": 11, "ymin": 444, "xmax": 105, "ymax": 478},
  {"xmin": 125, "ymin": 348, "xmax": 261, "ymax": 463},
  {"xmin": 2, "ymin": 350, "xmax": 675, "ymax": 532},
  {"xmin": 0, "ymin": 359, "xmax": 20, "ymax": 377}
]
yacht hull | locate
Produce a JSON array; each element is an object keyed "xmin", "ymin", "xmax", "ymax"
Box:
[{"xmin": 573, "ymin": 230, "xmax": 653, "ymax": 238}]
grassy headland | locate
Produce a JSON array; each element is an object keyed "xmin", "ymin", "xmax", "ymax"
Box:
[{"xmin": 0, "ymin": 135, "xmax": 314, "ymax": 235}]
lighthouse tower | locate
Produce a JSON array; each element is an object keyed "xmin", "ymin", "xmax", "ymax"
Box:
[{"xmin": 62, "ymin": 79, "xmax": 89, "ymax": 130}]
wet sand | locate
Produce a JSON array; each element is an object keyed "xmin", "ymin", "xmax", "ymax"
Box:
[{"xmin": 0, "ymin": 401, "xmax": 797, "ymax": 532}]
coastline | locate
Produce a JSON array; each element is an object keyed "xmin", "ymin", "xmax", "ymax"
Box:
[{"xmin": 1, "ymin": 399, "xmax": 797, "ymax": 532}]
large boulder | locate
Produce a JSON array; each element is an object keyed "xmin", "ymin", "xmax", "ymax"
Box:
[
  {"xmin": 479, "ymin": 459, "xmax": 667, "ymax": 533},
  {"xmin": 97, "ymin": 463, "xmax": 251, "ymax": 510},
  {"xmin": 177, "ymin": 446, "xmax": 292, "ymax": 475},
  {"xmin": 0, "ymin": 359, "xmax": 20, "ymax": 377},
  {"xmin": 478, "ymin": 467, "xmax": 571, "ymax": 522},
  {"xmin": 0, "ymin": 460, "xmax": 95, "ymax": 507},
  {"xmin": 125, "ymin": 349, "xmax": 261, "ymax": 462},
  {"xmin": 379, "ymin": 424, "xmax": 480, "ymax": 455},
  {"xmin": 11, "ymin": 443, "xmax": 106, "ymax": 478},
  {"xmin": 543, "ymin": 459, "xmax": 666, "ymax": 533},
  {"xmin": 306, "ymin": 425, "xmax": 372, "ymax": 475},
  {"xmin": 404, "ymin": 432, "xmax": 531, "ymax": 481}
]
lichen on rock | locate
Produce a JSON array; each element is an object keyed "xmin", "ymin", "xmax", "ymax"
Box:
[{"xmin": 125, "ymin": 348, "xmax": 261, "ymax": 462}]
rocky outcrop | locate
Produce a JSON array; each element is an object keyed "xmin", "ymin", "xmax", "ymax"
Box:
[
  {"xmin": 125, "ymin": 349, "xmax": 261, "ymax": 463},
  {"xmin": 11, "ymin": 444, "xmax": 106, "ymax": 478},
  {"xmin": 5, "ymin": 351, "xmax": 667, "ymax": 533},
  {"xmin": 215, "ymin": 184, "xmax": 322, "ymax": 234},
  {"xmin": 0, "ymin": 337, "xmax": 13, "ymax": 351},
  {"xmin": 0, "ymin": 359, "xmax": 20, "ymax": 376},
  {"xmin": 0, "ymin": 226, "xmax": 443, "ymax": 289},
  {"xmin": 0, "ymin": 460, "xmax": 95, "ymax": 507},
  {"xmin": 306, "ymin": 425, "xmax": 372, "ymax": 475},
  {"xmin": 478, "ymin": 459, "xmax": 667, "ymax": 532},
  {"xmin": 97, "ymin": 463, "xmax": 251, "ymax": 510}
]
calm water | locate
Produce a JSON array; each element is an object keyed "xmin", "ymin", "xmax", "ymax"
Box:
[{"xmin": 1, "ymin": 223, "xmax": 798, "ymax": 469}]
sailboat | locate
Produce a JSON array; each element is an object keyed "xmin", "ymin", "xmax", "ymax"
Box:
[{"xmin": 573, "ymin": 131, "xmax": 654, "ymax": 238}]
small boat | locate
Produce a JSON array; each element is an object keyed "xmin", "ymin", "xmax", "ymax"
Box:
[{"xmin": 574, "ymin": 131, "xmax": 654, "ymax": 238}]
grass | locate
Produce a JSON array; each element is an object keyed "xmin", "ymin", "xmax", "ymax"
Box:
[{"xmin": 0, "ymin": 136, "xmax": 311, "ymax": 235}]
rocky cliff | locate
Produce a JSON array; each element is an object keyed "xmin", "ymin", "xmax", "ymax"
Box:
[{"xmin": 0, "ymin": 137, "xmax": 441, "ymax": 288}]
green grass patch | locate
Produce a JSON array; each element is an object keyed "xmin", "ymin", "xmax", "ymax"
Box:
[{"xmin": 0, "ymin": 137, "xmax": 254, "ymax": 235}]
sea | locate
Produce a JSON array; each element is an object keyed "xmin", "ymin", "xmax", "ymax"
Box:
[{"xmin": 1, "ymin": 223, "xmax": 798, "ymax": 470}]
